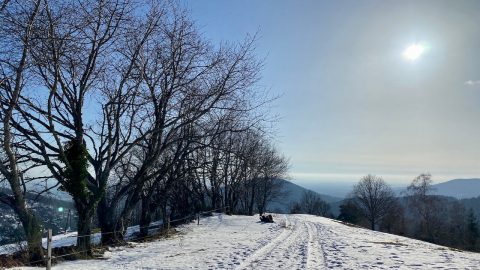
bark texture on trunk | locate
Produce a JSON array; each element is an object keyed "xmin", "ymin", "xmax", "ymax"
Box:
[{"xmin": 75, "ymin": 203, "xmax": 93, "ymax": 256}]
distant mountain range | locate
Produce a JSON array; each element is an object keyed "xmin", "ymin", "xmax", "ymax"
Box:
[
  {"xmin": 288, "ymin": 178, "xmax": 480, "ymax": 217},
  {"xmin": 392, "ymin": 178, "xmax": 480, "ymax": 199},
  {"xmin": 297, "ymin": 178, "xmax": 480, "ymax": 200},
  {"xmin": 430, "ymin": 178, "xmax": 480, "ymax": 199},
  {"xmin": 267, "ymin": 179, "xmax": 342, "ymax": 214}
]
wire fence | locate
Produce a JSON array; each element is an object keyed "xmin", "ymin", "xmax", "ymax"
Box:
[{"xmin": 19, "ymin": 206, "xmax": 228, "ymax": 269}]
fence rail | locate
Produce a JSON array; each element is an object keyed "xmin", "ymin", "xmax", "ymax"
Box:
[{"xmin": 32, "ymin": 207, "xmax": 228, "ymax": 270}]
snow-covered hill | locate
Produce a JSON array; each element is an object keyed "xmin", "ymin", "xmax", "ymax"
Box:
[{"xmin": 17, "ymin": 214, "xmax": 480, "ymax": 269}]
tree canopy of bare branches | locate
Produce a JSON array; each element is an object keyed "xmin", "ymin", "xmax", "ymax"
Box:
[
  {"xmin": 351, "ymin": 174, "xmax": 396, "ymax": 230},
  {"xmin": 0, "ymin": 0, "xmax": 44, "ymax": 263},
  {"xmin": 0, "ymin": 0, "xmax": 288, "ymax": 259}
]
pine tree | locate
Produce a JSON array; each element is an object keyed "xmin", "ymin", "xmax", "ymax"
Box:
[
  {"xmin": 338, "ymin": 199, "xmax": 362, "ymax": 225},
  {"xmin": 466, "ymin": 209, "xmax": 479, "ymax": 251}
]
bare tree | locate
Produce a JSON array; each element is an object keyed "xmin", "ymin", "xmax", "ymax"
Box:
[
  {"xmin": 9, "ymin": 0, "xmax": 151, "ymax": 254},
  {"xmin": 95, "ymin": 6, "xmax": 263, "ymax": 242},
  {"xmin": 255, "ymin": 141, "xmax": 289, "ymax": 215},
  {"xmin": 290, "ymin": 191, "xmax": 330, "ymax": 217},
  {"xmin": 1, "ymin": 0, "xmax": 283, "ymax": 255},
  {"xmin": 0, "ymin": 0, "xmax": 44, "ymax": 263},
  {"xmin": 404, "ymin": 173, "xmax": 442, "ymax": 243},
  {"xmin": 351, "ymin": 174, "xmax": 396, "ymax": 230}
]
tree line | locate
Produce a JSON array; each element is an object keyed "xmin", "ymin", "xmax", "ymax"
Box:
[
  {"xmin": 338, "ymin": 174, "xmax": 480, "ymax": 252},
  {"xmin": 0, "ymin": 0, "xmax": 288, "ymax": 263}
]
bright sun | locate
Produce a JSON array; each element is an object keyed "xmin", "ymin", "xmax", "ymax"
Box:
[{"xmin": 403, "ymin": 43, "xmax": 425, "ymax": 61}]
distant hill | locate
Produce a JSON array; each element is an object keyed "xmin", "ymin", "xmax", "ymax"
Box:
[
  {"xmin": 0, "ymin": 187, "xmax": 74, "ymax": 208},
  {"xmin": 281, "ymin": 178, "xmax": 480, "ymax": 217},
  {"xmin": 0, "ymin": 189, "xmax": 76, "ymax": 245},
  {"xmin": 293, "ymin": 181, "xmax": 353, "ymax": 198},
  {"xmin": 430, "ymin": 178, "xmax": 480, "ymax": 199},
  {"xmin": 392, "ymin": 178, "xmax": 480, "ymax": 199},
  {"xmin": 267, "ymin": 179, "xmax": 342, "ymax": 214}
]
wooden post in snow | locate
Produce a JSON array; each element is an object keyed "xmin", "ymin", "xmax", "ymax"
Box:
[{"xmin": 46, "ymin": 229, "xmax": 52, "ymax": 270}]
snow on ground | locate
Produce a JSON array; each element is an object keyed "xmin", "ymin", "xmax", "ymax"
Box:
[
  {"xmin": 0, "ymin": 221, "xmax": 162, "ymax": 256},
  {"xmin": 11, "ymin": 214, "xmax": 480, "ymax": 269}
]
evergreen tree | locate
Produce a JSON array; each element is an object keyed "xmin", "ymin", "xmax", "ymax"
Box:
[
  {"xmin": 338, "ymin": 199, "xmax": 362, "ymax": 225},
  {"xmin": 466, "ymin": 209, "xmax": 479, "ymax": 251}
]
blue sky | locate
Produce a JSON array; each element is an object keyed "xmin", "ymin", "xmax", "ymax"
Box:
[{"xmin": 182, "ymin": 0, "xmax": 480, "ymax": 185}]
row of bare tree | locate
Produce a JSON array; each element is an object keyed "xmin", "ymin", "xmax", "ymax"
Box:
[
  {"xmin": 290, "ymin": 190, "xmax": 331, "ymax": 217},
  {"xmin": 0, "ymin": 0, "xmax": 288, "ymax": 263},
  {"xmin": 340, "ymin": 174, "xmax": 479, "ymax": 251}
]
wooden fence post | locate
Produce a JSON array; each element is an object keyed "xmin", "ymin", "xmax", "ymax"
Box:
[
  {"xmin": 46, "ymin": 229, "xmax": 52, "ymax": 270},
  {"xmin": 166, "ymin": 217, "xmax": 170, "ymax": 236}
]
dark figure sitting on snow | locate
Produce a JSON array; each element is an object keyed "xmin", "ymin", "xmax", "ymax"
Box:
[{"xmin": 260, "ymin": 214, "xmax": 274, "ymax": 223}]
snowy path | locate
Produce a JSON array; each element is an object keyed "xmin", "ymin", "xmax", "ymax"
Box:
[
  {"xmin": 237, "ymin": 218, "xmax": 328, "ymax": 269},
  {"xmin": 15, "ymin": 214, "xmax": 480, "ymax": 270},
  {"xmin": 236, "ymin": 217, "xmax": 326, "ymax": 269}
]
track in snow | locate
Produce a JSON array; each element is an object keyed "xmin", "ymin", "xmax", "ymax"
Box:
[
  {"xmin": 16, "ymin": 214, "xmax": 480, "ymax": 270},
  {"xmin": 305, "ymin": 221, "xmax": 326, "ymax": 269},
  {"xmin": 236, "ymin": 216, "xmax": 327, "ymax": 270}
]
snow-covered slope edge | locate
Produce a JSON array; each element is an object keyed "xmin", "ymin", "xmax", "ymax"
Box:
[
  {"xmin": 1, "ymin": 221, "xmax": 163, "ymax": 256},
  {"xmin": 16, "ymin": 214, "xmax": 480, "ymax": 270}
]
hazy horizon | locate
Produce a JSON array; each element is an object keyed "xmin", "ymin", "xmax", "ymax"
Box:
[{"xmin": 184, "ymin": 0, "xmax": 480, "ymax": 185}]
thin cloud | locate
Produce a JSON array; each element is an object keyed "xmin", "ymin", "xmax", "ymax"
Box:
[{"xmin": 464, "ymin": 80, "xmax": 480, "ymax": 86}]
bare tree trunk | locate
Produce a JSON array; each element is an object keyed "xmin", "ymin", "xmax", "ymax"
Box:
[
  {"xmin": 9, "ymin": 196, "xmax": 44, "ymax": 263},
  {"xmin": 22, "ymin": 215, "xmax": 43, "ymax": 263},
  {"xmin": 0, "ymin": 0, "xmax": 44, "ymax": 263},
  {"xmin": 97, "ymin": 198, "xmax": 124, "ymax": 245},
  {"xmin": 75, "ymin": 201, "xmax": 93, "ymax": 256},
  {"xmin": 139, "ymin": 195, "xmax": 153, "ymax": 238},
  {"xmin": 258, "ymin": 185, "xmax": 268, "ymax": 215},
  {"xmin": 248, "ymin": 180, "xmax": 256, "ymax": 216}
]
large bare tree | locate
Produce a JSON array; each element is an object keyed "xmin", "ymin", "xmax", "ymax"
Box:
[
  {"xmin": 0, "ymin": 0, "xmax": 44, "ymax": 263},
  {"xmin": 405, "ymin": 173, "xmax": 442, "ymax": 243},
  {"xmin": 351, "ymin": 174, "xmax": 396, "ymax": 230},
  {"xmin": 1, "ymin": 0, "xmax": 285, "ymax": 256},
  {"xmin": 95, "ymin": 6, "xmax": 263, "ymax": 243},
  {"xmin": 9, "ymin": 0, "xmax": 158, "ymax": 254}
]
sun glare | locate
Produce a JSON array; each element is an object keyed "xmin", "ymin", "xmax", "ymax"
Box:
[{"xmin": 403, "ymin": 43, "xmax": 425, "ymax": 61}]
